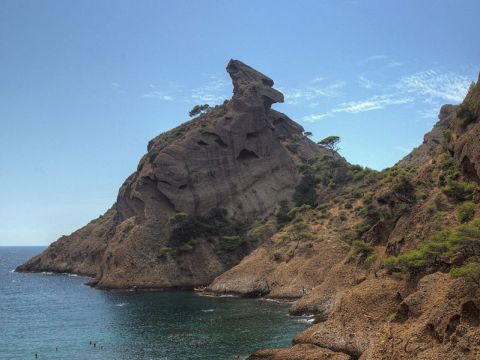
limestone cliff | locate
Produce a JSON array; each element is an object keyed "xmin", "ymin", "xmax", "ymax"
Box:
[
  {"xmin": 243, "ymin": 76, "xmax": 480, "ymax": 359},
  {"xmin": 17, "ymin": 60, "xmax": 328, "ymax": 289},
  {"xmin": 18, "ymin": 61, "xmax": 480, "ymax": 359}
]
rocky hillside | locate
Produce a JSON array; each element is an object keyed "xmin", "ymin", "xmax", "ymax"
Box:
[
  {"xmin": 17, "ymin": 60, "xmax": 331, "ymax": 289},
  {"xmin": 18, "ymin": 61, "xmax": 480, "ymax": 359},
  {"xmin": 243, "ymin": 75, "xmax": 480, "ymax": 359}
]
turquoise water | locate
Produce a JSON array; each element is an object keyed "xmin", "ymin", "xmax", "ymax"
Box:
[{"xmin": 0, "ymin": 247, "xmax": 308, "ymax": 360}]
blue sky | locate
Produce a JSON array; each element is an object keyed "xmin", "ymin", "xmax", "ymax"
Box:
[{"xmin": 1, "ymin": 0, "xmax": 479, "ymax": 246}]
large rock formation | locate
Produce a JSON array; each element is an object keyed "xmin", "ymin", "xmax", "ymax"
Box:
[
  {"xmin": 17, "ymin": 60, "xmax": 327, "ymax": 289},
  {"xmin": 216, "ymin": 72, "xmax": 480, "ymax": 359},
  {"xmin": 18, "ymin": 60, "xmax": 480, "ymax": 359}
]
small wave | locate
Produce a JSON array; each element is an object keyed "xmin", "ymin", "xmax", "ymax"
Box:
[
  {"xmin": 115, "ymin": 303, "xmax": 128, "ymax": 307},
  {"xmin": 9, "ymin": 269, "xmax": 15, "ymax": 273},
  {"xmin": 201, "ymin": 309, "xmax": 214, "ymax": 313},
  {"xmin": 41, "ymin": 271, "xmax": 54, "ymax": 275},
  {"xmin": 65, "ymin": 273, "xmax": 79, "ymax": 277},
  {"xmin": 293, "ymin": 317, "xmax": 315, "ymax": 324}
]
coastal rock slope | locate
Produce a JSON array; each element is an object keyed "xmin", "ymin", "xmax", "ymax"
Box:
[
  {"xmin": 244, "ymin": 75, "xmax": 480, "ymax": 359},
  {"xmin": 17, "ymin": 60, "xmax": 328, "ymax": 289}
]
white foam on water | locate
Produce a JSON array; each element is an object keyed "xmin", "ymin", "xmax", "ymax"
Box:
[
  {"xmin": 115, "ymin": 303, "xmax": 128, "ymax": 307},
  {"xmin": 201, "ymin": 309, "xmax": 214, "ymax": 313},
  {"xmin": 293, "ymin": 317, "xmax": 315, "ymax": 324}
]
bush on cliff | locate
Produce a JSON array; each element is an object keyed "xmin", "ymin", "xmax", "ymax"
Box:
[
  {"xmin": 293, "ymin": 172, "xmax": 317, "ymax": 207},
  {"xmin": 189, "ymin": 104, "xmax": 211, "ymax": 117},
  {"xmin": 168, "ymin": 208, "xmax": 243, "ymax": 249},
  {"xmin": 450, "ymin": 256, "xmax": 480, "ymax": 285},
  {"xmin": 457, "ymin": 201, "xmax": 476, "ymax": 223},
  {"xmin": 457, "ymin": 84, "xmax": 479, "ymax": 128},
  {"xmin": 292, "ymin": 155, "xmax": 375, "ymax": 207},
  {"xmin": 347, "ymin": 240, "xmax": 374, "ymax": 264},
  {"xmin": 219, "ymin": 236, "xmax": 245, "ymax": 251},
  {"xmin": 384, "ymin": 219, "xmax": 480, "ymax": 277},
  {"xmin": 442, "ymin": 179, "xmax": 476, "ymax": 202},
  {"xmin": 276, "ymin": 200, "xmax": 292, "ymax": 226}
]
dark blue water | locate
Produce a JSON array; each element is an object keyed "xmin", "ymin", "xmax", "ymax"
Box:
[{"xmin": 0, "ymin": 247, "xmax": 309, "ymax": 360}]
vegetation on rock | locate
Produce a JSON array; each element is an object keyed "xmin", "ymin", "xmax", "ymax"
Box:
[
  {"xmin": 189, "ymin": 104, "xmax": 211, "ymax": 117},
  {"xmin": 385, "ymin": 219, "xmax": 480, "ymax": 277},
  {"xmin": 317, "ymin": 135, "xmax": 340, "ymax": 156}
]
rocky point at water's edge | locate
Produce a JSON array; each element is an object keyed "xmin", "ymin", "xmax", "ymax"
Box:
[
  {"xmin": 17, "ymin": 62, "xmax": 480, "ymax": 359},
  {"xmin": 16, "ymin": 59, "xmax": 330, "ymax": 289}
]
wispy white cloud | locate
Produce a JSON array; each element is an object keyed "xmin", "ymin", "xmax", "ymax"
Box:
[
  {"xmin": 358, "ymin": 75, "xmax": 377, "ymax": 89},
  {"xmin": 141, "ymin": 83, "xmax": 176, "ymax": 100},
  {"xmin": 141, "ymin": 74, "xmax": 230, "ymax": 104},
  {"xmin": 310, "ymin": 76, "xmax": 325, "ymax": 83},
  {"xmin": 395, "ymin": 70, "xmax": 470, "ymax": 103},
  {"xmin": 417, "ymin": 106, "xmax": 441, "ymax": 119},
  {"xmin": 280, "ymin": 80, "xmax": 345, "ymax": 105},
  {"xmin": 332, "ymin": 94, "xmax": 413, "ymax": 114},
  {"xmin": 111, "ymin": 82, "xmax": 126, "ymax": 94},
  {"xmin": 142, "ymin": 91, "xmax": 174, "ymax": 101},
  {"xmin": 190, "ymin": 75, "xmax": 229, "ymax": 104},
  {"xmin": 366, "ymin": 54, "xmax": 388, "ymax": 62},
  {"xmin": 302, "ymin": 113, "xmax": 331, "ymax": 122},
  {"xmin": 387, "ymin": 61, "xmax": 404, "ymax": 68},
  {"xmin": 298, "ymin": 68, "xmax": 471, "ymax": 123}
]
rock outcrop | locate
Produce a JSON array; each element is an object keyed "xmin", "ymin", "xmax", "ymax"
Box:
[
  {"xmin": 17, "ymin": 60, "xmax": 328, "ymax": 289},
  {"xmin": 18, "ymin": 60, "xmax": 480, "ymax": 360},
  {"xmin": 208, "ymin": 72, "xmax": 480, "ymax": 359}
]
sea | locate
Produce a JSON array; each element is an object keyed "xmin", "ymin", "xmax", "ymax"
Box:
[{"xmin": 0, "ymin": 247, "xmax": 310, "ymax": 360}]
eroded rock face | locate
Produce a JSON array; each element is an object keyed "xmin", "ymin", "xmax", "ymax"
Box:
[
  {"xmin": 17, "ymin": 60, "xmax": 327, "ymax": 289},
  {"xmin": 362, "ymin": 273, "xmax": 480, "ymax": 359}
]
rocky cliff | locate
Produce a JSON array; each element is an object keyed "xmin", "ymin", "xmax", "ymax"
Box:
[
  {"xmin": 17, "ymin": 60, "xmax": 329, "ymax": 289},
  {"xmin": 18, "ymin": 61, "xmax": 480, "ymax": 359},
  {"xmin": 243, "ymin": 75, "xmax": 480, "ymax": 359}
]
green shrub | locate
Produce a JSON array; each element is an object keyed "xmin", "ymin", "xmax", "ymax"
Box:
[
  {"xmin": 443, "ymin": 130, "xmax": 452, "ymax": 144},
  {"xmin": 94, "ymin": 227, "xmax": 107, "ymax": 237},
  {"xmin": 285, "ymin": 143, "xmax": 299, "ymax": 154},
  {"xmin": 457, "ymin": 91, "xmax": 479, "ymax": 128},
  {"xmin": 385, "ymin": 219, "xmax": 480, "ymax": 277},
  {"xmin": 442, "ymin": 179, "xmax": 476, "ymax": 201},
  {"xmin": 392, "ymin": 175, "xmax": 416, "ymax": 202},
  {"xmin": 287, "ymin": 204, "xmax": 312, "ymax": 220},
  {"xmin": 438, "ymin": 153, "xmax": 460, "ymax": 185},
  {"xmin": 219, "ymin": 236, "xmax": 245, "ymax": 251},
  {"xmin": 450, "ymin": 257, "xmax": 480, "ymax": 285},
  {"xmin": 348, "ymin": 240, "xmax": 374, "ymax": 263},
  {"xmin": 339, "ymin": 212, "xmax": 347, "ymax": 221},
  {"xmin": 177, "ymin": 243, "xmax": 194, "ymax": 253},
  {"xmin": 276, "ymin": 200, "xmax": 292, "ymax": 225},
  {"xmin": 293, "ymin": 172, "xmax": 318, "ymax": 207},
  {"xmin": 189, "ymin": 104, "xmax": 211, "ymax": 117},
  {"xmin": 247, "ymin": 222, "xmax": 274, "ymax": 241},
  {"xmin": 168, "ymin": 208, "xmax": 243, "ymax": 248},
  {"xmin": 364, "ymin": 254, "xmax": 378, "ymax": 266},
  {"xmin": 159, "ymin": 246, "xmax": 173, "ymax": 256},
  {"xmin": 291, "ymin": 222, "xmax": 309, "ymax": 234},
  {"xmin": 353, "ymin": 204, "xmax": 381, "ymax": 237},
  {"xmin": 457, "ymin": 201, "xmax": 476, "ymax": 223}
]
